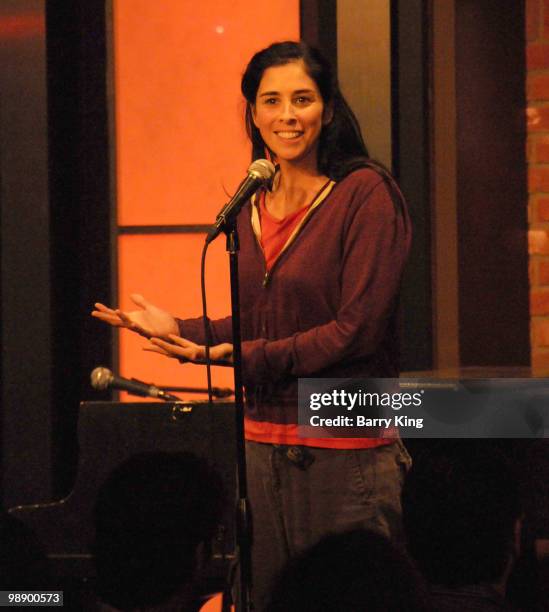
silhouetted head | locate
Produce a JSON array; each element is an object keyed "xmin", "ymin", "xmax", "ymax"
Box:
[
  {"xmin": 402, "ymin": 442, "xmax": 521, "ymax": 588},
  {"xmin": 266, "ymin": 528, "xmax": 432, "ymax": 611},
  {"xmin": 93, "ymin": 451, "xmax": 224, "ymax": 610}
]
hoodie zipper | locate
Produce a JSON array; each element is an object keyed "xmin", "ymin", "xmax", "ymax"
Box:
[{"xmin": 252, "ymin": 180, "xmax": 336, "ymax": 288}]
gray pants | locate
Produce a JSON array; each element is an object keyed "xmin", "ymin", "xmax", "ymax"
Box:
[{"xmin": 245, "ymin": 439, "xmax": 412, "ymax": 611}]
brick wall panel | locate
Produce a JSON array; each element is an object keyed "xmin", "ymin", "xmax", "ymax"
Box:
[
  {"xmin": 529, "ymin": 229, "xmax": 549, "ymax": 254},
  {"xmin": 528, "ymin": 136, "xmax": 536, "ymax": 162},
  {"xmin": 527, "ymin": 43, "xmax": 549, "ymax": 69},
  {"xmin": 527, "ymin": 0, "xmax": 541, "ymax": 41},
  {"xmin": 529, "ymin": 2, "xmax": 548, "ymax": 372},
  {"xmin": 528, "ymin": 74, "xmax": 549, "ymax": 99},
  {"xmin": 530, "ymin": 290, "xmax": 549, "ymax": 314},
  {"xmin": 535, "ymin": 138, "xmax": 549, "ymax": 161},
  {"xmin": 528, "ymin": 166, "xmax": 549, "ymax": 191},
  {"xmin": 543, "ymin": 0, "xmax": 549, "ymax": 38},
  {"xmin": 530, "ymin": 259, "xmax": 539, "ymax": 285},
  {"xmin": 539, "ymin": 260, "xmax": 549, "ymax": 283},
  {"xmin": 526, "ymin": 105, "xmax": 549, "ymax": 131},
  {"xmin": 531, "ymin": 348, "xmax": 549, "ymax": 371},
  {"xmin": 532, "ymin": 318, "xmax": 549, "ymax": 345},
  {"xmin": 538, "ymin": 197, "xmax": 549, "ymax": 220}
]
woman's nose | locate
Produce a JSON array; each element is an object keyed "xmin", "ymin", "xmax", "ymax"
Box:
[{"xmin": 279, "ymin": 101, "xmax": 297, "ymax": 120}]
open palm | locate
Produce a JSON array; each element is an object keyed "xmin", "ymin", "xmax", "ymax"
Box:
[{"xmin": 91, "ymin": 293, "xmax": 178, "ymax": 339}]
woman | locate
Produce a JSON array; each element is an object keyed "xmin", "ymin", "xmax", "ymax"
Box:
[{"xmin": 93, "ymin": 41, "xmax": 412, "ymax": 610}]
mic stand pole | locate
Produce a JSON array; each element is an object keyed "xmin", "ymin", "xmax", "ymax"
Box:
[{"xmin": 224, "ymin": 219, "xmax": 252, "ymax": 612}]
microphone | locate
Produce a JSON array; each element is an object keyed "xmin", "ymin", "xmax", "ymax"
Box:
[
  {"xmin": 206, "ymin": 159, "xmax": 275, "ymax": 244},
  {"xmin": 90, "ymin": 367, "xmax": 181, "ymax": 402}
]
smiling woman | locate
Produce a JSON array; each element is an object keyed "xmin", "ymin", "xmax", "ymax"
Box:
[
  {"xmin": 252, "ymin": 61, "xmax": 328, "ymax": 173},
  {"xmin": 251, "ymin": 60, "xmax": 330, "ymax": 219},
  {"xmin": 93, "ymin": 40, "xmax": 412, "ymax": 611}
]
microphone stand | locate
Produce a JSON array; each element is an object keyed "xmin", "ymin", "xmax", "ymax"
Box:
[{"xmin": 223, "ymin": 218, "xmax": 252, "ymax": 612}]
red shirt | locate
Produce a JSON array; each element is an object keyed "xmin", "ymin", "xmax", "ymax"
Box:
[{"xmin": 259, "ymin": 191, "xmax": 313, "ymax": 271}]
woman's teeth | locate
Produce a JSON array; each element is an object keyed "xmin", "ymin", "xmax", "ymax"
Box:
[{"xmin": 277, "ymin": 131, "xmax": 302, "ymax": 139}]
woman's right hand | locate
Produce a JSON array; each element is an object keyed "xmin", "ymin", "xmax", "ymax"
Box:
[{"xmin": 91, "ymin": 293, "xmax": 179, "ymax": 339}]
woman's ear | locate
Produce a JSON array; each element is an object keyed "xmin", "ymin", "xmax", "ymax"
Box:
[
  {"xmin": 323, "ymin": 103, "xmax": 334, "ymax": 126},
  {"xmin": 251, "ymin": 104, "xmax": 258, "ymax": 128}
]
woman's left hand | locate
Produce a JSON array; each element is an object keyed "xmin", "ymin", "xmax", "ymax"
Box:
[{"xmin": 146, "ymin": 334, "xmax": 233, "ymax": 365}]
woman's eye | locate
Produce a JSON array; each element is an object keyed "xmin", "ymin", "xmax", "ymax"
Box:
[
  {"xmin": 294, "ymin": 96, "xmax": 312, "ymax": 105},
  {"xmin": 264, "ymin": 98, "xmax": 278, "ymax": 105}
]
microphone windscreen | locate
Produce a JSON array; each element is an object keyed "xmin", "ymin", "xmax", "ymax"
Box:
[
  {"xmin": 248, "ymin": 159, "xmax": 275, "ymax": 181},
  {"xmin": 90, "ymin": 366, "xmax": 113, "ymax": 391}
]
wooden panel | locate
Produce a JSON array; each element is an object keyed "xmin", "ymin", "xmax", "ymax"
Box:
[
  {"xmin": 47, "ymin": 0, "xmax": 114, "ymax": 498},
  {"xmin": 431, "ymin": 0, "xmax": 459, "ymax": 369},
  {"xmin": 337, "ymin": 0, "xmax": 392, "ymax": 167},
  {"xmin": 393, "ymin": 0, "xmax": 433, "ymax": 371},
  {"xmin": 0, "ymin": 0, "xmax": 52, "ymax": 506},
  {"xmin": 300, "ymin": 0, "xmax": 337, "ymax": 68},
  {"xmin": 455, "ymin": 0, "xmax": 529, "ymax": 366}
]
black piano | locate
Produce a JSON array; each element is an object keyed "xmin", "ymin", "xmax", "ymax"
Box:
[{"xmin": 9, "ymin": 401, "xmax": 237, "ymax": 603}]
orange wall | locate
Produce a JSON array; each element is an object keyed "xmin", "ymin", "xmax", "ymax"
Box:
[{"xmin": 113, "ymin": 1, "xmax": 300, "ymax": 397}]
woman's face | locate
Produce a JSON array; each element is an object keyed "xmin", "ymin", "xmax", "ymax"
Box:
[{"xmin": 252, "ymin": 60, "xmax": 329, "ymax": 169}]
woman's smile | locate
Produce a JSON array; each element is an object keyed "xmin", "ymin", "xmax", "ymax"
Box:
[{"xmin": 274, "ymin": 130, "xmax": 305, "ymax": 142}]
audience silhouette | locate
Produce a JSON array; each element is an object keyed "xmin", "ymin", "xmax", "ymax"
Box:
[
  {"xmin": 265, "ymin": 528, "xmax": 432, "ymax": 612},
  {"xmin": 402, "ymin": 442, "xmax": 521, "ymax": 611},
  {"xmin": 93, "ymin": 451, "xmax": 225, "ymax": 611}
]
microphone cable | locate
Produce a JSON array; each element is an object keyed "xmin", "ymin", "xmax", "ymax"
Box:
[
  {"xmin": 201, "ymin": 239, "xmax": 214, "ymax": 405},
  {"xmin": 199, "ymin": 159, "xmax": 275, "ymax": 405}
]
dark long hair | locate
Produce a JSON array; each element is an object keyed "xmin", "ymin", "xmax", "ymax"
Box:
[{"xmin": 241, "ymin": 41, "xmax": 388, "ymax": 183}]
